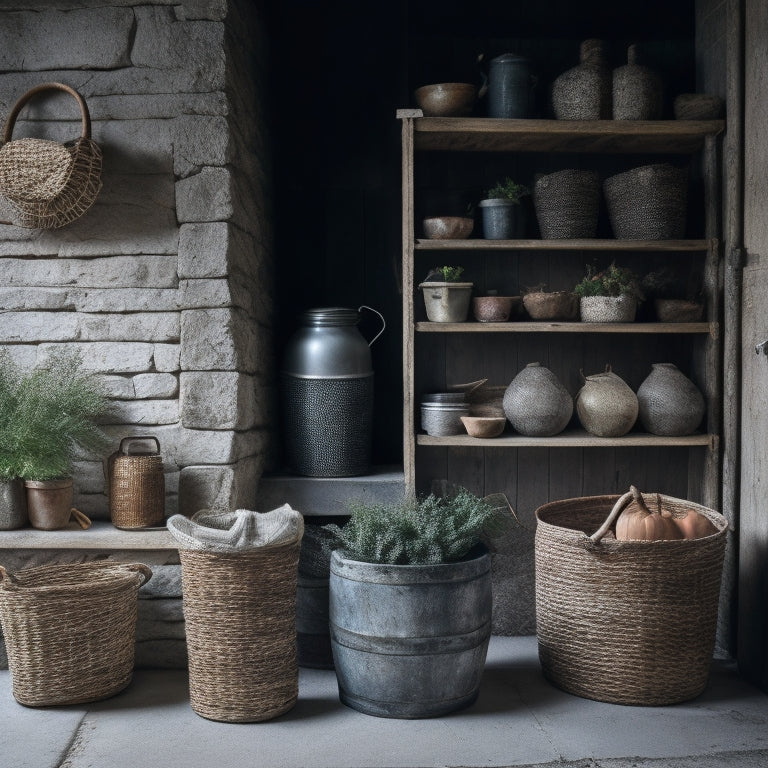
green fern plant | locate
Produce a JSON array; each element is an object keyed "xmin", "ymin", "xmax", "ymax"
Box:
[
  {"xmin": 0, "ymin": 350, "xmax": 109, "ymax": 481},
  {"xmin": 324, "ymin": 488, "xmax": 511, "ymax": 565},
  {"xmin": 484, "ymin": 177, "xmax": 530, "ymax": 204}
]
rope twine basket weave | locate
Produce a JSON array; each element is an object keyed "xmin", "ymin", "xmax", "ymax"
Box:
[
  {"xmin": 0, "ymin": 561, "xmax": 151, "ymax": 707},
  {"xmin": 0, "ymin": 82, "xmax": 102, "ymax": 229},
  {"xmin": 535, "ymin": 489, "xmax": 728, "ymax": 706},
  {"xmin": 167, "ymin": 506, "xmax": 304, "ymax": 723},
  {"xmin": 533, "ymin": 169, "xmax": 600, "ymax": 239},
  {"xmin": 107, "ymin": 436, "xmax": 165, "ymax": 529}
]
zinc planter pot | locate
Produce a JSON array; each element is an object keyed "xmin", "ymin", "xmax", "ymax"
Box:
[
  {"xmin": 418, "ymin": 282, "xmax": 473, "ymax": 323},
  {"xmin": 579, "ymin": 295, "xmax": 637, "ymax": 323},
  {"xmin": 329, "ymin": 547, "xmax": 492, "ymax": 718},
  {"xmin": 0, "ymin": 478, "xmax": 28, "ymax": 530},
  {"xmin": 478, "ymin": 199, "xmax": 523, "ymax": 239}
]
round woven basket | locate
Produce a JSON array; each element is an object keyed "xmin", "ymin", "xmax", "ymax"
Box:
[
  {"xmin": 534, "ymin": 170, "xmax": 600, "ymax": 239},
  {"xmin": 604, "ymin": 163, "xmax": 688, "ymax": 239},
  {"xmin": 535, "ymin": 490, "xmax": 727, "ymax": 706},
  {"xmin": 523, "ymin": 290, "xmax": 578, "ymax": 320},
  {"xmin": 179, "ymin": 542, "xmax": 301, "ymax": 722},
  {"xmin": 0, "ymin": 82, "xmax": 102, "ymax": 229},
  {"xmin": 0, "ymin": 561, "xmax": 151, "ymax": 707}
]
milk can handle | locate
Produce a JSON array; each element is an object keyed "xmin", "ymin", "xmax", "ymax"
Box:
[
  {"xmin": 358, "ymin": 305, "xmax": 386, "ymax": 347},
  {"xmin": 119, "ymin": 436, "xmax": 161, "ymax": 455}
]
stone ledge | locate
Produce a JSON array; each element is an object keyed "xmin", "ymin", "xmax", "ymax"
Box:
[{"xmin": 0, "ymin": 521, "xmax": 177, "ymax": 551}]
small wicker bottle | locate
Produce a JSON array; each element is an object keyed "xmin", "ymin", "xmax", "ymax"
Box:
[
  {"xmin": 612, "ymin": 44, "xmax": 663, "ymax": 120},
  {"xmin": 108, "ymin": 436, "xmax": 165, "ymax": 529},
  {"xmin": 552, "ymin": 39, "xmax": 611, "ymax": 120}
]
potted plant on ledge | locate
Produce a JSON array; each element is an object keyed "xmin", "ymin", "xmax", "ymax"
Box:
[
  {"xmin": 418, "ymin": 265, "xmax": 473, "ymax": 323},
  {"xmin": 574, "ymin": 262, "xmax": 643, "ymax": 323},
  {"xmin": 3, "ymin": 350, "xmax": 108, "ymax": 530},
  {"xmin": 478, "ymin": 176, "xmax": 529, "ymax": 239},
  {"xmin": 0, "ymin": 360, "xmax": 27, "ymax": 530},
  {"xmin": 324, "ymin": 488, "xmax": 512, "ymax": 718}
]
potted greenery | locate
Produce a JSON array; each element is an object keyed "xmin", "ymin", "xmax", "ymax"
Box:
[
  {"xmin": 1, "ymin": 350, "xmax": 108, "ymax": 530},
  {"xmin": 418, "ymin": 265, "xmax": 473, "ymax": 323},
  {"xmin": 478, "ymin": 176, "xmax": 529, "ymax": 239},
  {"xmin": 0, "ymin": 359, "xmax": 27, "ymax": 529},
  {"xmin": 324, "ymin": 488, "xmax": 511, "ymax": 718},
  {"xmin": 574, "ymin": 262, "xmax": 643, "ymax": 322}
]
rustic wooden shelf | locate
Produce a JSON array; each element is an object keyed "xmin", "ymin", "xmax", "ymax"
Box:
[
  {"xmin": 406, "ymin": 115, "xmax": 725, "ymax": 154},
  {"xmin": 417, "ymin": 430, "xmax": 715, "ymax": 448},
  {"xmin": 414, "ymin": 238, "xmax": 714, "ymax": 251},
  {"xmin": 416, "ymin": 321, "xmax": 716, "ymax": 334}
]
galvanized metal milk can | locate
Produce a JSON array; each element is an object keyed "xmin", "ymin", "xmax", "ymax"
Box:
[
  {"xmin": 108, "ymin": 436, "xmax": 165, "ymax": 529},
  {"xmin": 487, "ymin": 53, "xmax": 534, "ymax": 119},
  {"xmin": 282, "ymin": 306, "xmax": 385, "ymax": 477}
]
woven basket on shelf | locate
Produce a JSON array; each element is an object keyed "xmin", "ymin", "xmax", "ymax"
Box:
[
  {"xmin": 108, "ymin": 436, "xmax": 165, "ymax": 529},
  {"xmin": 523, "ymin": 290, "xmax": 579, "ymax": 321},
  {"xmin": 179, "ymin": 542, "xmax": 302, "ymax": 723},
  {"xmin": 535, "ymin": 489, "xmax": 727, "ymax": 706},
  {"xmin": 533, "ymin": 169, "xmax": 600, "ymax": 239},
  {"xmin": 604, "ymin": 163, "xmax": 688, "ymax": 239},
  {"xmin": 0, "ymin": 561, "xmax": 151, "ymax": 707},
  {"xmin": 0, "ymin": 82, "xmax": 102, "ymax": 229}
]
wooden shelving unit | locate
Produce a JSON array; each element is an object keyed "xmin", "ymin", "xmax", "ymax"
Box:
[{"xmin": 400, "ymin": 111, "xmax": 724, "ymax": 505}]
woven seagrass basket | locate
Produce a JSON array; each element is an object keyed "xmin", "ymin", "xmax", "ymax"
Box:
[
  {"xmin": 604, "ymin": 163, "xmax": 688, "ymax": 239},
  {"xmin": 179, "ymin": 541, "xmax": 302, "ymax": 722},
  {"xmin": 533, "ymin": 169, "xmax": 600, "ymax": 239},
  {"xmin": 535, "ymin": 489, "xmax": 727, "ymax": 706},
  {"xmin": 0, "ymin": 82, "xmax": 102, "ymax": 229},
  {"xmin": 108, "ymin": 436, "xmax": 165, "ymax": 529},
  {"xmin": 0, "ymin": 561, "xmax": 151, "ymax": 707}
]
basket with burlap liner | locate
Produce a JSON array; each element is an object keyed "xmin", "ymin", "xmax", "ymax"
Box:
[
  {"xmin": 107, "ymin": 436, "xmax": 165, "ymax": 530},
  {"xmin": 533, "ymin": 169, "xmax": 600, "ymax": 239},
  {"xmin": 0, "ymin": 561, "xmax": 151, "ymax": 707},
  {"xmin": 535, "ymin": 488, "xmax": 727, "ymax": 706},
  {"xmin": 0, "ymin": 82, "xmax": 102, "ymax": 229},
  {"xmin": 604, "ymin": 163, "xmax": 688, "ymax": 240},
  {"xmin": 167, "ymin": 506, "xmax": 304, "ymax": 723}
]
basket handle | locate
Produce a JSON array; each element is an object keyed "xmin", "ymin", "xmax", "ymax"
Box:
[
  {"xmin": 126, "ymin": 563, "xmax": 153, "ymax": 587},
  {"xmin": 589, "ymin": 486, "xmax": 639, "ymax": 544},
  {"xmin": 119, "ymin": 435, "xmax": 161, "ymax": 456},
  {"xmin": 0, "ymin": 565, "xmax": 18, "ymax": 586},
  {"xmin": 71, "ymin": 507, "xmax": 92, "ymax": 530},
  {"xmin": 3, "ymin": 82, "xmax": 92, "ymax": 144}
]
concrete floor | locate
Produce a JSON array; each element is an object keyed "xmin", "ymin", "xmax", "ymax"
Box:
[{"xmin": 3, "ymin": 636, "xmax": 768, "ymax": 768}]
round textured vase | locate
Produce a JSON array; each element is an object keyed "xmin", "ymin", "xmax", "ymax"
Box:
[
  {"xmin": 418, "ymin": 282, "xmax": 473, "ymax": 323},
  {"xmin": 503, "ymin": 362, "xmax": 573, "ymax": 437},
  {"xmin": 552, "ymin": 39, "xmax": 611, "ymax": 120},
  {"xmin": 329, "ymin": 548, "xmax": 492, "ymax": 718},
  {"xmin": 0, "ymin": 478, "xmax": 28, "ymax": 530},
  {"xmin": 579, "ymin": 295, "xmax": 637, "ymax": 323},
  {"xmin": 612, "ymin": 44, "xmax": 663, "ymax": 120},
  {"xmin": 637, "ymin": 363, "xmax": 705, "ymax": 436},
  {"xmin": 25, "ymin": 478, "xmax": 73, "ymax": 530},
  {"xmin": 576, "ymin": 370, "xmax": 638, "ymax": 437}
]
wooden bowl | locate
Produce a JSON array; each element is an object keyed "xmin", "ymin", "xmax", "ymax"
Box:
[
  {"xmin": 414, "ymin": 83, "xmax": 477, "ymax": 117},
  {"xmin": 460, "ymin": 415, "xmax": 506, "ymax": 438},
  {"xmin": 523, "ymin": 291, "xmax": 578, "ymax": 321},
  {"xmin": 423, "ymin": 216, "xmax": 474, "ymax": 240}
]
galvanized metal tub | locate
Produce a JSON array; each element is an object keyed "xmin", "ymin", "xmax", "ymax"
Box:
[{"xmin": 329, "ymin": 548, "xmax": 492, "ymax": 718}]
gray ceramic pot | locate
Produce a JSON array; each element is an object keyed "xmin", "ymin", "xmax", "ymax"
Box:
[
  {"xmin": 576, "ymin": 369, "xmax": 638, "ymax": 437},
  {"xmin": 503, "ymin": 362, "xmax": 573, "ymax": 437},
  {"xmin": 637, "ymin": 363, "xmax": 705, "ymax": 436}
]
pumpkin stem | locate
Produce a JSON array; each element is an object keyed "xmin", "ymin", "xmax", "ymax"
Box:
[{"xmin": 630, "ymin": 485, "xmax": 651, "ymax": 515}]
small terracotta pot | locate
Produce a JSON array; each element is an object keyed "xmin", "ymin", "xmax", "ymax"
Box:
[{"xmin": 25, "ymin": 478, "xmax": 74, "ymax": 530}]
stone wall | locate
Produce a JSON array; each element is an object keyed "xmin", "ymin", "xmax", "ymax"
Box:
[{"xmin": 0, "ymin": 0, "xmax": 274, "ymax": 518}]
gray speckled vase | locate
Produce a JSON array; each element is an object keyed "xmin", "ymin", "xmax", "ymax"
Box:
[
  {"xmin": 576, "ymin": 370, "xmax": 638, "ymax": 437},
  {"xmin": 637, "ymin": 363, "xmax": 705, "ymax": 436},
  {"xmin": 503, "ymin": 362, "xmax": 573, "ymax": 436}
]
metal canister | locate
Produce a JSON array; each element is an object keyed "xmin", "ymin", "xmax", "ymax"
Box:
[
  {"xmin": 487, "ymin": 53, "xmax": 534, "ymax": 119},
  {"xmin": 281, "ymin": 306, "xmax": 385, "ymax": 477},
  {"xmin": 108, "ymin": 436, "xmax": 165, "ymax": 529}
]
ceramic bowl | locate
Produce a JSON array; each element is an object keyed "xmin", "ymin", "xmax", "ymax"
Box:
[
  {"xmin": 422, "ymin": 216, "xmax": 474, "ymax": 240},
  {"xmin": 472, "ymin": 295, "xmax": 521, "ymax": 323},
  {"xmin": 460, "ymin": 415, "xmax": 507, "ymax": 438},
  {"xmin": 523, "ymin": 291, "xmax": 578, "ymax": 321},
  {"xmin": 414, "ymin": 83, "xmax": 477, "ymax": 117}
]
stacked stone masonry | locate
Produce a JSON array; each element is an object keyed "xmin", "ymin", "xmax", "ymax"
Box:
[{"xmin": 0, "ymin": 0, "xmax": 274, "ymax": 519}]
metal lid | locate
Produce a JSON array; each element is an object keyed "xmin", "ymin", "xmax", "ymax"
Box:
[
  {"xmin": 421, "ymin": 392, "xmax": 466, "ymax": 404},
  {"xmin": 490, "ymin": 52, "xmax": 529, "ymax": 65},
  {"xmin": 299, "ymin": 307, "xmax": 360, "ymax": 327}
]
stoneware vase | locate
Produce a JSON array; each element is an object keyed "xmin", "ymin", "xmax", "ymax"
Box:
[
  {"xmin": 503, "ymin": 362, "xmax": 573, "ymax": 437},
  {"xmin": 637, "ymin": 363, "xmax": 705, "ymax": 436},
  {"xmin": 552, "ymin": 39, "xmax": 611, "ymax": 120},
  {"xmin": 329, "ymin": 547, "xmax": 492, "ymax": 718},
  {"xmin": 612, "ymin": 44, "xmax": 663, "ymax": 120},
  {"xmin": 580, "ymin": 295, "xmax": 637, "ymax": 323},
  {"xmin": 576, "ymin": 369, "xmax": 638, "ymax": 437},
  {"xmin": 0, "ymin": 478, "xmax": 28, "ymax": 530},
  {"xmin": 25, "ymin": 478, "xmax": 73, "ymax": 530},
  {"xmin": 418, "ymin": 282, "xmax": 473, "ymax": 323}
]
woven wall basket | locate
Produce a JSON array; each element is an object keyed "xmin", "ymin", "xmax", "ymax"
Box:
[
  {"xmin": 179, "ymin": 542, "xmax": 302, "ymax": 722},
  {"xmin": 535, "ymin": 490, "xmax": 727, "ymax": 706},
  {"xmin": 0, "ymin": 82, "xmax": 102, "ymax": 229},
  {"xmin": 0, "ymin": 561, "xmax": 151, "ymax": 707}
]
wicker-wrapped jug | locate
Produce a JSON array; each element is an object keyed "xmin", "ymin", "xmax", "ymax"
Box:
[
  {"xmin": 612, "ymin": 44, "xmax": 663, "ymax": 120},
  {"xmin": 552, "ymin": 39, "xmax": 611, "ymax": 120},
  {"xmin": 503, "ymin": 362, "xmax": 573, "ymax": 437},
  {"xmin": 108, "ymin": 436, "xmax": 165, "ymax": 529},
  {"xmin": 576, "ymin": 367, "xmax": 638, "ymax": 437},
  {"xmin": 637, "ymin": 363, "xmax": 705, "ymax": 436}
]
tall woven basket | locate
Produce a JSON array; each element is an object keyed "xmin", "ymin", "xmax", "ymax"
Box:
[
  {"xmin": 179, "ymin": 541, "xmax": 302, "ymax": 722},
  {"xmin": 533, "ymin": 169, "xmax": 600, "ymax": 239},
  {"xmin": 108, "ymin": 436, "xmax": 165, "ymax": 529},
  {"xmin": 0, "ymin": 82, "xmax": 102, "ymax": 229},
  {"xmin": 0, "ymin": 561, "xmax": 151, "ymax": 707},
  {"xmin": 535, "ymin": 490, "xmax": 727, "ymax": 706}
]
